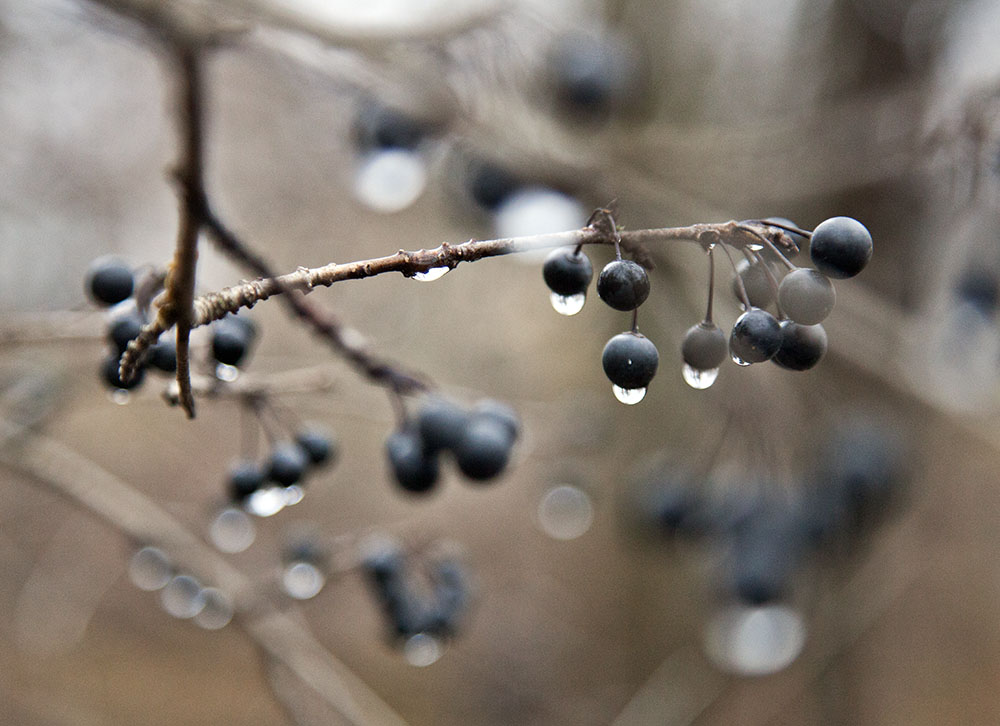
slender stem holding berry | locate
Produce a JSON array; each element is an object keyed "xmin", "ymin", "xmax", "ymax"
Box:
[
  {"xmin": 718, "ymin": 242, "xmax": 751, "ymax": 310},
  {"xmin": 631, "ymin": 307, "xmax": 639, "ymax": 334},
  {"xmin": 704, "ymin": 246, "xmax": 716, "ymax": 324},
  {"xmin": 752, "ymin": 218, "xmax": 812, "ymax": 240},
  {"xmin": 750, "ymin": 250, "xmax": 784, "ymax": 313}
]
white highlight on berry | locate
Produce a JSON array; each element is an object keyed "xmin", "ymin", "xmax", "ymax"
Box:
[
  {"xmin": 354, "ymin": 148, "xmax": 427, "ymax": 213},
  {"xmin": 215, "ymin": 363, "xmax": 239, "ymax": 382},
  {"xmin": 129, "ymin": 546, "xmax": 172, "ymax": 591},
  {"xmin": 209, "ymin": 507, "xmax": 256, "ymax": 553},
  {"xmin": 550, "ymin": 291, "xmax": 586, "ymax": 316},
  {"xmin": 412, "ymin": 266, "xmax": 450, "ymax": 282},
  {"xmin": 245, "ymin": 486, "xmax": 287, "ymax": 517},
  {"xmin": 703, "ymin": 604, "xmax": 807, "ymax": 676},
  {"xmin": 682, "ymin": 364, "xmax": 719, "ymax": 390},
  {"xmin": 537, "ymin": 485, "xmax": 594, "ymax": 540},
  {"xmin": 194, "ymin": 588, "xmax": 233, "ymax": 630},
  {"xmin": 403, "ymin": 633, "xmax": 442, "ymax": 667},
  {"xmin": 282, "ymin": 561, "xmax": 326, "ymax": 600},
  {"xmin": 612, "ymin": 385, "xmax": 646, "ymax": 404}
]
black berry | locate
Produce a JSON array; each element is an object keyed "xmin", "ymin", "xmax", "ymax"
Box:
[
  {"xmin": 731, "ymin": 258, "xmax": 776, "ymax": 309},
  {"xmin": 471, "ymin": 399, "xmax": 520, "ymax": 441},
  {"xmin": 386, "ymin": 428, "xmax": 439, "ymax": 494},
  {"xmin": 777, "ymin": 268, "xmax": 836, "ymax": 325},
  {"xmin": 417, "ymin": 396, "xmax": 470, "ymax": 453},
  {"xmin": 729, "ymin": 308, "xmax": 782, "ymax": 364},
  {"xmin": 108, "ymin": 308, "xmax": 144, "ymax": 355},
  {"xmin": 355, "ymin": 101, "xmax": 426, "ymax": 151},
  {"xmin": 809, "ymin": 216, "xmax": 872, "ymax": 279},
  {"xmin": 102, "ymin": 353, "xmax": 145, "ymax": 390},
  {"xmin": 268, "ymin": 442, "xmax": 309, "ymax": 486},
  {"xmin": 228, "ymin": 460, "xmax": 265, "ymax": 502},
  {"xmin": 597, "ymin": 259, "xmax": 650, "ymax": 311},
  {"xmin": 86, "ymin": 256, "xmax": 134, "ymax": 306},
  {"xmin": 455, "ymin": 416, "xmax": 514, "ymax": 482},
  {"xmin": 772, "ymin": 321, "xmax": 827, "ymax": 371},
  {"xmin": 211, "ymin": 315, "xmax": 257, "ymax": 367},
  {"xmin": 468, "ymin": 161, "xmax": 521, "ymax": 211},
  {"xmin": 681, "ymin": 322, "xmax": 727, "ymax": 371},
  {"xmin": 295, "ymin": 427, "xmax": 337, "ymax": 466},
  {"xmin": 602, "ymin": 332, "xmax": 659, "ymax": 389},
  {"xmin": 149, "ymin": 338, "xmax": 177, "ymax": 373},
  {"xmin": 543, "ymin": 247, "xmax": 593, "ymax": 297}
]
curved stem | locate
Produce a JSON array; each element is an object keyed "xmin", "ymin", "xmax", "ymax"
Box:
[{"xmin": 704, "ymin": 247, "xmax": 716, "ymax": 325}]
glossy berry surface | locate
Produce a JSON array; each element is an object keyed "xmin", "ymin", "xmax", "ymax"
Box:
[
  {"xmin": 417, "ymin": 396, "xmax": 470, "ymax": 453},
  {"xmin": 777, "ymin": 268, "xmax": 836, "ymax": 325},
  {"xmin": 86, "ymin": 257, "xmax": 134, "ymax": 306},
  {"xmin": 471, "ymin": 399, "xmax": 520, "ymax": 441},
  {"xmin": 108, "ymin": 310, "xmax": 144, "ymax": 354},
  {"xmin": 386, "ymin": 428, "xmax": 439, "ymax": 494},
  {"xmin": 455, "ymin": 416, "xmax": 514, "ymax": 481},
  {"xmin": 102, "ymin": 354, "xmax": 144, "ymax": 390},
  {"xmin": 809, "ymin": 216, "xmax": 872, "ymax": 279},
  {"xmin": 731, "ymin": 258, "xmax": 776, "ymax": 309},
  {"xmin": 602, "ymin": 332, "xmax": 659, "ymax": 389},
  {"xmin": 597, "ymin": 259, "xmax": 650, "ymax": 311},
  {"xmin": 228, "ymin": 460, "xmax": 265, "ymax": 502},
  {"xmin": 681, "ymin": 322, "xmax": 727, "ymax": 371},
  {"xmin": 729, "ymin": 308, "xmax": 782, "ymax": 364},
  {"xmin": 268, "ymin": 442, "xmax": 309, "ymax": 486},
  {"xmin": 149, "ymin": 338, "xmax": 177, "ymax": 372},
  {"xmin": 772, "ymin": 321, "xmax": 827, "ymax": 371},
  {"xmin": 543, "ymin": 247, "xmax": 593, "ymax": 297},
  {"xmin": 295, "ymin": 427, "xmax": 337, "ymax": 466},
  {"xmin": 211, "ymin": 315, "xmax": 256, "ymax": 367}
]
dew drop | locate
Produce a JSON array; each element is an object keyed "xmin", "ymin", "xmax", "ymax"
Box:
[
  {"xmin": 412, "ymin": 266, "xmax": 450, "ymax": 282},
  {"xmin": 704, "ymin": 604, "xmax": 807, "ymax": 676},
  {"xmin": 550, "ymin": 291, "xmax": 586, "ymax": 316},
  {"xmin": 354, "ymin": 148, "xmax": 427, "ymax": 213},
  {"xmin": 109, "ymin": 389, "xmax": 130, "ymax": 405},
  {"xmin": 194, "ymin": 588, "xmax": 233, "ymax": 630},
  {"xmin": 682, "ymin": 364, "xmax": 719, "ymax": 389},
  {"xmin": 403, "ymin": 633, "xmax": 443, "ymax": 667},
  {"xmin": 245, "ymin": 486, "xmax": 286, "ymax": 517},
  {"xmin": 129, "ymin": 546, "xmax": 172, "ymax": 591},
  {"xmin": 612, "ymin": 385, "xmax": 646, "ymax": 404},
  {"xmin": 537, "ymin": 485, "xmax": 593, "ymax": 540},
  {"xmin": 283, "ymin": 485, "xmax": 305, "ymax": 506},
  {"xmin": 730, "ymin": 353, "xmax": 752, "ymax": 367},
  {"xmin": 160, "ymin": 575, "xmax": 206, "ymax": 619},
  {"xmin": 282, "ymin": 561, "xmax": 326, "ymax": 600},
  {"xmin": 209, "ymin": 507, "xmax": 256, "ymax": 553},
  {"xmin": 748, "ymin": 243, "xmax": 764, "ymax": 252},
  {"xmin": 215, "ymin": 363, "xmax": 239, "ymax": 382}
]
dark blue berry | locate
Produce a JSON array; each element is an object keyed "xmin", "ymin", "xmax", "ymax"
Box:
[
  {"xmin": 417, "ymin": 396, "xmax": 470, "ymax": 453},
  {"xmin": 102, "ymin": 354, "xmax": 144, "ymax": 390},
  {"xmin": 149, "ymin": 338, "xmax": 177, "ymax": 372},
  {"xmin": 543, "ymin": 247, "xmax": 593, "ymax": 297},
  {"xmin": 455, "ymin": 416, "xmax": 514, "ymax": 482},
  {"xmin": 471, "ymin": 399, "xmax": 520, "ymax": 441},
  {"xmin": 602, "ymin": 332, "xmax": 659, "ymax": 389},
  {"xmin": 597, "ymin": 259, "xmax": 650, "ymax": 311},
  {"xmin": 228, "ymin": 460, "xmax": 265, "ymax": 502},
  {"xmin": 355, "ymin": 102, "xmax": 426, "ymax": 151},
  {"xmin": 295, "ymin": 427, "xmax": 336, "ymax": 466},
  {"xmin": 108, "ymin": 309, "xmax": 144, "ymax": 355},
  {"xmin": 211, "ymin": 315, "xmax": 256, "ymax": 367},
  {"xmin": 268, "ymin": 442, "xmax": 309, "ymax": 486},
  {"xmin": 468, "ymin": 161, "xmax": 521, "ymax": 211},
  {"xmin": 729, "ymin": 308, "xmax": 782, "ymax": 364},
  {"xmin": 809, "ymin": 216, "xmax": 872, "ymax": 279},
  {"xmin": 772, "ymin": 321, "xmax": 827, "ymax": 371},
  {"xmin": 681, "ymin": 322, "xmax": 727, "ymax": 371},
  {"xmin": 86, "ymin": 257, "xmax": 134, "ymax": 306},
  {"xmin": 386, "ymin": 428, "xmax": 439, "ymax": 494}
]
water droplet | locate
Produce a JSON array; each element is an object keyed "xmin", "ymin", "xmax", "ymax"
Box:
[
  {"xmin": 282, "ymin": 561, "xmax": 325, "ymax": 600},
  {"xmin": 215, "ymin": 363, "xmax": 239, "ymax": 382},
  {"xmin": 748, "ymin": 243, "xmax": 764, "ymax": 252},
  {"xmin": 612, "ymin": 385, "xmax": 646, "ymax": 404},
  {"xmin": 109, "ymin": 389, "xmax": 130, "ymax": 405},
  {"xmin": 730, "ymin": 353, "xmax": 751, "ymax": 367},
  {"xmin": 354, "ymin": 148, "xmax": 427, "ymax": 213},
  {"xmin": 209, "ymin": 507, "xmax": 256, "ymax": 553},
  {"xmin": 682, "ymin": 364, "xmax": 720, "ymax": 389},
  {"xmin": 160, "ymin": 575, "xmax": 206, "ymax": 619},
  {"xmin": 537, "ymin": 485, "xmax": 594, "ymax": 540},
  {"xmin": 194, "ymin": 588, "xmax": 233, "ymax": 630},
  {"xmin": 129, "ymin": 547, "xmax": 172, "ymax": 591},
  {"xmin": 549, "ymin": 291, "xmax": 586, "ymax": 316},
  {"xmin": 245, "ymin": 486, "xmax": 286, "ymax": 517},
  {"xmin": 283, "ymin": 485, "xmax": 304, "ymax": 506},
  {"xmin": 704, "ymin": 604, "xmax": 807, "ymax": 676},
  {"xmin": 412, "ymin": 266, "xmax": 450, "ymax": 282},
  {"xmin": 403, "ymin": 633, "xmax": 442, "ymax": 667}
]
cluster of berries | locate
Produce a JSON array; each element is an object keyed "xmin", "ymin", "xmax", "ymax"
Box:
[
  {"xmin": 543, "ymin": 245, "xmax": 658, "ymax": 403},
  {"xmin": 85, "ymin": 256, "xmax": 259, "ymax": 393},
  {"xmin": 386, "ymin": 396, "xmax": 520, "ymax": 494},
  {"xmin": 683, "ymin": 216, "xmax": 872, "ymax": 386},
  {"xmin": 227, "ymin": 426, "xmax": 336, "ymax": 516},
  {"xmin": 362, "ymin": 537, "xmax": 469, "ymax": 639},
  {"xmin": 636, "ymin": 421, "xmax": 901, "ymax": 607}
]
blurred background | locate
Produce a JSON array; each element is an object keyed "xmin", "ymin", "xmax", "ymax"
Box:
[{"xmin": 2, "ymin": 0, "xmax": 1000, "ymax": 723}]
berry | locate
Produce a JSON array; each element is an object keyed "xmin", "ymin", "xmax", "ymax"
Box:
[
  {"xmin": 425, "ymin": 559, "xmax": 468, "ymax": 635},
  {"xmin": 455, "ymin": 415, "xmax": 514, "ymax": 481},
  {"xmin": 729, "ymin": 308, "xmax": 782, "ymax": 364},
  {"xmin": 211, "ymin": 315, "xmax": 257, "ymax": 367},
  {"xmin": 102, "ymin": 353, "xmax": 145, "ymax": 390},
  {"xmin": 681, "ymin": 322, "xmax": 727, "ymax": 371},
  {"xmin": 547, "ymin": 32, "xmax": 639, "ymax": 118},
  {"xmin": 809, "ymin": 216, "xmax": 872, "ymax": 279},
  {"xmin": 597, "ymin": 259, "xmax": 650, "ymax": 311},
  {"xmin": 86, "ymin": 256, "xmax": 134, "ymax": 306},
  {"xmin": 956, "ymin": 268, "xmax": 999, "ymax": 316},
  {"xmin": 471, "ymin": 399, "xmax": 520, "ymax": 441},
  {"xmin": 777, "ymin": 268, "xmax": 836, "ymax": 325},
  {"xmin": 268, "ymin": 442, "xmax": 309, "ymax": 486},
  {"xmin": 386, "ymin": 428, "xmax": 439, "ymax": 494},
  {"xmin": 295, "ymin": 427, "xmax": 337, "ymax": 466},
  {"xmin": 724, "ymin": 502, "xmax": 806, "ymax": 606},
  {"xmin": 355, "ymin": 102, "xmax": 426, "ymax": 151},
  {"xmin": 149, "ymin": 338, "xmax": 177, "ymax": 373},
  {"xmin": 417, "ymin": 396, "xmax": 470, "ymax": 453},
  {"xmin": 468, "ymin": 161, "xmax": 521, "ymax": 211},
  {"xmin": 731, "ymin": 258, "xmax": 777, "ymax": 309},
  {"xmin": 772, "ymin": 321, "xmax": 827, "ymax": 371},
  {"xmin": 543, "ymin": 247, "xmax": 593, "ymax": 297},
  {"xmin": 602, "ymin": 332, "xmax": 659, "ymax": 389},
  {"xmin": 108, "ymin": 309, "xmax": 145, "ymax": 354},
  {"xmin": 228, "ymin": 460, "xmax": 265, "ymax": 502}
]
